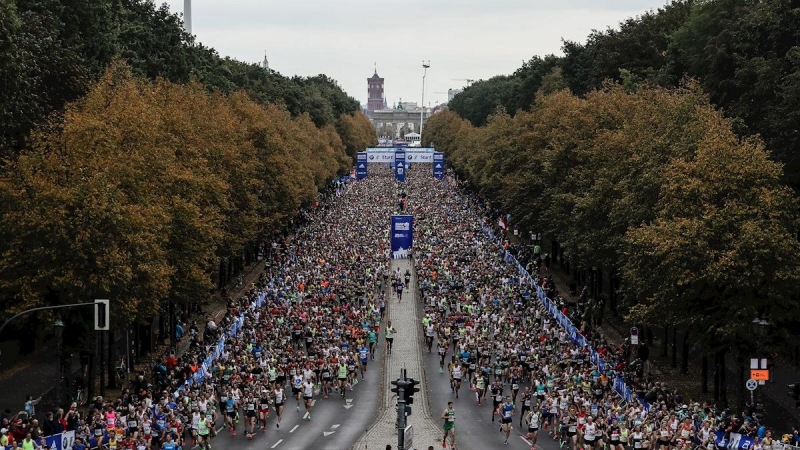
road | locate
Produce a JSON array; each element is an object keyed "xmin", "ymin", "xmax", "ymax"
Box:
[
  {"xmin": 422, "ymin": 334, "xmax": 562, "ymax": 450},
  {"xmin": 201, "ymin": 337, "xmax": 384, "ymax": 450}
]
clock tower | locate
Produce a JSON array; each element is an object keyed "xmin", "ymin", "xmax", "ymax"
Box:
[{"xmin": 367, "ymin": 64, "xmax": 385, "ymax": 112}]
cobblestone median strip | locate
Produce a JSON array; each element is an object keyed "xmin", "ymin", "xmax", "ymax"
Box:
[{"xmin": 354, "ymin": 257, "xmax": 442, "ymax": 450}]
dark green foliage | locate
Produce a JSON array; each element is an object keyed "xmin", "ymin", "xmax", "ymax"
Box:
[
  {"xmin": 447, "ymin": 0, "xmax": 800, "ymax": 187},
  {"xmin": 0, "ymin": 0, "xmax": 361, "ymax": 157}
]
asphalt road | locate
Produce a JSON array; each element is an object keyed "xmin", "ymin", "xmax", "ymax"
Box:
[
  {"xmin": 422, "ymin": 333, "xmax": 563, "ymax": 450},
  {"xmin": 201, "ymin": 337, "xmax": 384, "ymax": 450}
]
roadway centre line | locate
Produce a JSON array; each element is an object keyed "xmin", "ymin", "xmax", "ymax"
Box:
[
  {"xmin": 290, "ymin": 425, "xmax": 299, "ymax": 433},
  {"xmin": 519, "ymin": 436, "xmax": 543, "ymax": 450},
  {"xmin": 271, "ymin": 439, "xmax": 283, "ymax": 448}
]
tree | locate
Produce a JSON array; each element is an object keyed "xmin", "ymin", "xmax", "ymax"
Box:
[{"xmin": 622, "ymin": 105, "xmax": 800, "ymax": 345}]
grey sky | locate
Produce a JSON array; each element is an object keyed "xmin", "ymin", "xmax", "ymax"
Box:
[{"xmin": 163, "ymin": 0, "xmax": 672, "ymax": 107}]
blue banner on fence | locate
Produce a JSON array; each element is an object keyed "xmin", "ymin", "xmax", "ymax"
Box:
[
  {"xmin": 394, "ymin": 150, "xmax": 406, "ymax": 182},
  {"xmin": 390, "ymin": 215, "xmax": 413, "ymax": 259},
  {"xmin": 480, "ymin": 214, "xmax": 651, "ymax": 412},
  {"xmin": 433, "ymin": 152, "xmax": 445, "ymax": 179},
  {"xmin": 356, "ymin": 152, "xmax": 368, "ymax": 180},
  {"xmin": 714, "ymin": 431, "xmax": 756, "ymax": 450}
]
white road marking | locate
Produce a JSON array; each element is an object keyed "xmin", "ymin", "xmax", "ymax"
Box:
[
  {"xmin": 331, "ymin": 424, "xmax": 340, "ymax": 429},
  {"xmin": 290, "ymin": 425, "xmax": 299, "ymax": 433},
  {"xmin": 303, "ymin": 412, "xmax": 309, "ymax": 419},
  {"xmin": 271, "ymin": 439, "xmax": 283, "ymax": 448},
  {"xmin": 323, "ymin": 431, "xmax": 335, "ymax": 436},
  {"xmin": 344, "ymin": 404, "xmax": 353, "ymax": 409}
]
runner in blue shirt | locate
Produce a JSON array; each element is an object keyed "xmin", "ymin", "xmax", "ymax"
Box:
[{"xmin": 358, "ymin": 346, "xmax": 369, "ymax": 379}]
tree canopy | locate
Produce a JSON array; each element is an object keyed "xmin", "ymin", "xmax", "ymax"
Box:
[
  {"xmin": 0, "ymin": 0, "xmax": 368, "ymax": 157},
  {"xmin": 0, "ymin": 59, "xmax": 365, "ymax": 326},
  {"xmin": 447, "ymin": 0, "xmax": 800, "ymax": 187}
]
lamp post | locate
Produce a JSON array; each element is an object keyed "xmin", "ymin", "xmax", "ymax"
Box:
[
  {"xmin": 420, "ymin": 61, "xmax": 430, "ymax": 139},
  {"xmin": 54, "ymin": 318, "xmax": 65, "ymax": 408}
]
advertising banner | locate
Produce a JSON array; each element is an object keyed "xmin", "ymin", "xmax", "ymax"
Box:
[
  {"xmin": 433, "ymin": 152, "xmax": 445, "ymax": 179},
  {"xmin": 391, "ymin": 215, "xmax": 413, "ymax": 259},
  {"xmin": 395, "ymin": 150, "xmax": 406, "ymax": 182},
  {"xmin": 356, "ymin": 152, "xmax": 368, "ymax": 180},
  {"xmin": 366, "ymin": 148, "xmax": 435, "ymax": 163}
]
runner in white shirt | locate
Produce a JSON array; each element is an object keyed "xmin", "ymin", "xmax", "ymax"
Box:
[{"xmin": 302, "ymin": 381, "xmax": 315, "ymax": 420}]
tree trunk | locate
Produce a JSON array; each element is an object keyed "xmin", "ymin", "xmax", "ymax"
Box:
[
  {"xmin": 681, "ymin": 330, "xmax": 690, "ymax": 374},
  {"xmin": 671, "ymin": 327, "xmax": 678, "ymax": 368},
  {"xmin": 720, "ymin": 348, "xmax": 728, "ymax": 406},
  {"xmin": 218, "ymin": 258, "xmax": 225, "ymax": 289},
  {"xmin": 87, "ymin": 334, "xmax": 96, "ymax": 404},
  {"xmin": 106, "ymin": 328, "xmax": 116, "ymax": 389},
  {"xmin": 99, "ymin": 331, "xmax": 106, "ymax": 397},
  {"xmin": 737, "ymin": 352, "xmax": 747, "ymax": 411},
  {"xmin": 169, "ymin": 297, "xmax": 176, "ymax": 348},
  {"xmin": 646, "ymin": 327, "xmax": 654, "ymax": 346},
  {"xmin": 713, "ymin": 350, "xmax": 720, "ymax": 402},
  {"xmin": 662, "ymin": 327, "xmax": 669, "ymax": 357},
  {"xmin": 701, "ymin": 353, "xmax": 708, "ymax": 393}
]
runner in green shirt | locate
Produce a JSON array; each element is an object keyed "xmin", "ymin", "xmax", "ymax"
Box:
[{"xmin": 441, "ymin": 401, "xmax": 456, "ymax": 449}]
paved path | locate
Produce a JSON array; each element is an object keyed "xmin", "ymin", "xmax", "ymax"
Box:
[{"xmin": 354, "ymin": 257, "xmax": 442, "ymax": 450}]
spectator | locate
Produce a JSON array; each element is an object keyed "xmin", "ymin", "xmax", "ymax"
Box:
[{"xmin": 23, "ymin": 396, "xmax": 41, "ymax": 417}]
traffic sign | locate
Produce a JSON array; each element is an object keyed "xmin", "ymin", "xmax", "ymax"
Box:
[
  {"xmin": 746, "ymin": 379, "xmax": 758, "ymax": 391},
  {"xmin": 630, "ymin": 327, "xmax": 639, "ymax": 345},
  {"xmin": 750, "ymin": 369, "xmax": 769, "ymax": 381}
]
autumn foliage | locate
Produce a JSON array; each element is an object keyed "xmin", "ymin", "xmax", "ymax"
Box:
[
  {"xmin": 0, "ymin": 61, "xmax": 361, "ymax": 325},
  {"xmin": 423, "ymin": 83, "xmax": 800, "ymax": 344}
]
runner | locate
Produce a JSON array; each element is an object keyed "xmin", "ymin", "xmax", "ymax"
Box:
[
  {"xmin": 302, "ymin": 379, "xmax": 315, "ymax": 420},
  {"xmin": 273, "ymin": 385, "xmax": 285, "ymax": 429},
  {"xmin": 441, "ymin": 401, "xmax": 456, "ymax": 449},
  {"xmin": 450, "ymin": 363, "xmax": 463, "ymax": 399},
  {"xmin": 500, "ymin": 396, "xmax": 515, "ymax": 445},
  {"xmin": 195, "ymin": 414, "xmax": 212, "ymax": 450},
  {"xmin": 385, "ymin": 321, "xmax": 396, "ymax": 355},
  {"xmin": 524, "ymin": 406, "xmax": 540, "ymax": 450},
  {"xmin": 258, "ymin": 389, "xmax": 270, "ymax": 432}
]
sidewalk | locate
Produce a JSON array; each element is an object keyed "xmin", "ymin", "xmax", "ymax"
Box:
[{"xmin": 354, "ymin": 257, "xmax": 442, "ymax": 450}]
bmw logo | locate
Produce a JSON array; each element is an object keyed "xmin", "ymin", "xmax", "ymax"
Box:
[
  {"xmin": 407, "ymin": 155, "xmax": 413, "ymax": 160},
  {"xmin": 369, "ymin": 155, "xmax": 375, "ymax": 160}
]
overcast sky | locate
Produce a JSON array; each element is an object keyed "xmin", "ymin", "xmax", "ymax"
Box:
[{"xmin": 162, "ymin": 0, "xmax": 672, "ymax": 107}]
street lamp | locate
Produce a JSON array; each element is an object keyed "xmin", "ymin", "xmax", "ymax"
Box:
[
  {"xmin": 54, "ymin": 318, "xmax": 65, "ymax": 407},
  {"xmin": 420, "ymin": 61, "xmax": 430, "ymax": 139}
]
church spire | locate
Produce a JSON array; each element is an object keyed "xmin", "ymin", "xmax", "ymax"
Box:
[{"xmin": 374, "ymin": 61, "xmax": 377, "ymax": 75}]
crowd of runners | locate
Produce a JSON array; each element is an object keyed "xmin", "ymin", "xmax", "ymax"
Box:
[{"xmin": 7, "ymin": 171, "xmax": 412, "ymax": 450}]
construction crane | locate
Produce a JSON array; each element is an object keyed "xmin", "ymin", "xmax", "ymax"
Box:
[{"xmin": 451, "ymin": 78, "xmax": 476, "ymax": 87}]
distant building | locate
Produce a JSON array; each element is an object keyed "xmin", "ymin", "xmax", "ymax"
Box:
[
  {"xmin": 448, "ymin": 88, "xmax": 462, "ymax": 102},
  {"xmin": 372, "ymin": 100, "xmax": 432, "ymax": 141},
  {"xmin": 261, "ymin": 52, "xmax": 269, "ymax": 72},
  {"xmin": 365, "ymin": 66, "xmax": 387, "ymax": 119}
]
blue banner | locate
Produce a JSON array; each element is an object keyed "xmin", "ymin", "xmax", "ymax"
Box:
[
  {"xmin": 390, "ymin": 215, "xmax": 413, "ymax": 259},
  {"xmin": 714, "ymin": 432, "xmax": 756, "ymax": 450},
  {"xmin": 356, "ymin": 152, "xmax": 368, "ymax": 180},
  {"xmin": 394, "ymin": 150, "xmax": 406, "ymax": 182},
  {"xmin": 433, "ymin": 152, "xmax": 445, "ymax": 179}
]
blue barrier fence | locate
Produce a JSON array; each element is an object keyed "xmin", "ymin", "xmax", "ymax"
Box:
[{"xmin": 479, "ymin": 221, "xmax": 648, "ymax": 409}]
